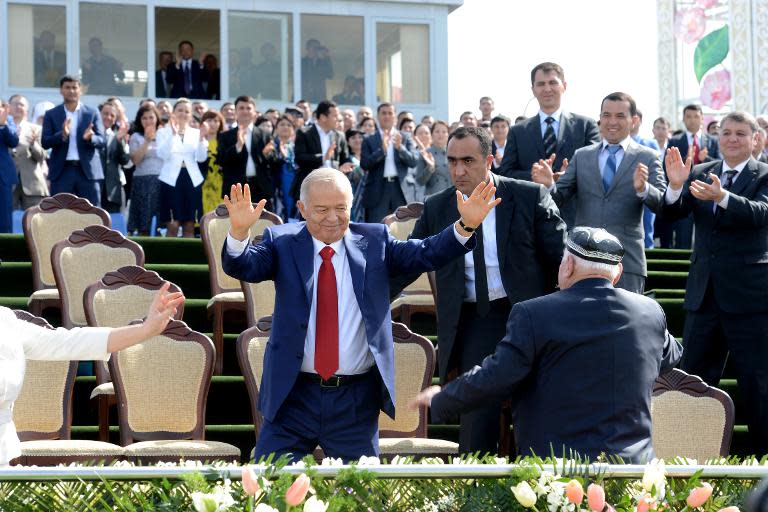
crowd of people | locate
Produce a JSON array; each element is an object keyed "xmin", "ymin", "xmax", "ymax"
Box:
[{"xmin": 3, "ymin": 58, "xmax": 768, "ymax": 461}]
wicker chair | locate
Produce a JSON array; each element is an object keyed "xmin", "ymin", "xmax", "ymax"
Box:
[
  {"xmin": 242, "ymin": 280, "xmax": 276, "ymax": 328},
  {"xmin": 109, "ymin": 319, "xmax": 240, "ymax": 464},
  {"xmin": 11, "ymin": 310, "xmax": 125, "ymax": 465},
  {"xmin": 384, "ymin": 203, "xmax": 436, "ymax": 327},
  {"xmin": 200, "ymin": 204, "xmax": 282, "ymax": 374},
  {"xmin": 651, "ymin": 368, "xmax": 735, "ymax": 460},
  {"xmin": 22, "ymin": 193, "xmax": 111, "ymax": 316},
  {"xmin": 84, "ymin": 266, "xmax": 184, "ymax": 442},
  {"xmin": 237, "ymin": 318, "xmax": 457, "ymax": 460}
]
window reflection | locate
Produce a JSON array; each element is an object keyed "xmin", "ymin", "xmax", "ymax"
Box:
[
  {"xmin": 8, "ymin": 4, "xmax": 67, "ymax": 88},
  {"xmin": 376, "ymin": 23, "xmax": 430, "ymax": 104}
]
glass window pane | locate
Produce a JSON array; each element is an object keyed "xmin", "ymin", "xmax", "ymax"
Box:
[
  {"xmin": 301, "ymin": 14, "xmax": 364, "ymax": 105},
  {"xmin": 376, "ymin": 23, "xmax": 430, "ymax": 104},
  {"xmin": 8, "ymin": 4, "xmax": 67, "ymax": 88},
  {"xmin": 79, "ymin": 3, "xmax": 147, "ymax": 97},
  {"xmin": 155, "ymin": 8, "xmax": 220, "ymax": 99},
  {"xmin": 228, "ymin": 11, "xmax": 292, "ymax": 103}
]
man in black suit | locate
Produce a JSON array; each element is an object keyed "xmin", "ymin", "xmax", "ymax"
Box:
[
  {"xmin": 155, "ymin": 51, "xmax": 174, "ymax": 98},
  {"xmin": 290, "ymin": 100, "xmax": 353, "ymax": 201},
  {"xmin": 393, "ymin": 126, "xmax": 566, "ymax": 454},
  {"xmin": 498, "ymin": 62, "xmax": 599, "ymax": 226},
  {"xmin": 34, "ymin": 30, "xmax": 66, "ymax": 88},
  {"xmin": 166, "ymin": 40, "xmax": 208, "ymax": 99},
  {"xmin": 657, "ymin": 104, "xmax": 720, "ymax": 248},
  {"xmin": 217, "ymin": 95, "xmax": 273, "ymax": 205},
  {"xmin": 411, "ymin": 227, "xmax": 683, "ymax": 462},
  {"xmin": 662, "ymin": 111, "xmax": 768, "ymax": 455}
]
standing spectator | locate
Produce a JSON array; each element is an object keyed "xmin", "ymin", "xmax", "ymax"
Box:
[
  {"xmin": 201, "ymin": 109, "xmax": 225, "ymax": 214},
  {"xmin": 754, "ymin": 128, "xmax": 768, "ymax": 164},
  {"xmin": 221, "ymin": 102, "xmax": 236, "ymax": 130},
  {"xmin": 34, "ymin": 31, "xmax": 66, "ymax": 88},
  {"xmin": 357, "ymin": 106, "xmax": 373, "ymax": 124},
  {"xmin": 284, "ymin": 108, "xmax": 305, "ymax": 130},
  {"xmin": 166, "ymin": 41, "xmax": 208, "ymax": 99},
  {"xmin": 421, "ymin": 115, "xmax": 435, "ymax": 129},
  {"xmin": 301, "ymin": 39, "xmax": 333, "ymax": 103},
  {"xmin": 459, "ymin": 111, "xmax": 477, "ymax": 127},
  {"xmin": 413, "ymin": 123, "xmax": 432, "ymax": 152},
  {"xmin": 630, "ymin": 110, "xmax": 661, "ymax": 249},
  {"xmin": 652, "ymin": 116, "xmax": 671, "ymax": 154},
  {"xmin": 253, "ymin": 43, "xmax": 281, "ymax": 100},
  {"xmin": 217, "ymin": 96, "xmax": 273, "ymax": 206},
  {"xmin": 30, "ymin": 101, "xmax": 55, "ymax": 126},
  {"xmin": 128, "ymin": 104, "xmax": 162, "ymax": 235},
  {"xmin": 81, "ymin": 37, "xmax": 124, "ymax": 96},
  {"xmin": 333, "ymin": 75, "xmax": 363, "ymax": 105},
  {"xmin": 202, "ymin": 54, "xmax": 220, "ymax": 100},
  {"xmin": 269, "ymin": 115, "xmax": 298, "ymax": 220},
  {"xmin": 263, "ymin": 108, "xmax": 280, "ymax": 128},
  {"xmin": 255, "ymin": 116, "xmax": 273, "ymax": 134},
  {"xmin": 416, "ymin": 120, "xmax": 451, "ymax": 197},
  {"xmin": 155, "ymin": 98, "xmax": 208, "ymax": 237},
  {"xmin": 155, "ymin": 51, "xmax": 174, "ymax": 98},
  {"xmin": 291, "ymin": 100, "xmax": 353, "ymax": 202},
  {"xmin": 341, "ymin": 109, "xmax": 356, "ymax": 131},
  {"xmin": 9, "ymin": 95, "xmax": 48, "ymax": 210},
  {"xmin": 157, "ymin": 101, "xmax": 172, "ymax": 126},
  {"xmin": 0, "ymin": 100, "xmax": 19, "ymax": 233},
  {"xmin": 41, "ymin": 75, "xmax": 105, "ymax": 206},
  {"xmin": 360, "ymin": 103, "xmax": 420, "ymax": 222},
  {"xmin": 345, "ymin": 127, "xmax": 366, "ymax": 222},
  {"xmin": 358, "ymin": 117, "xmax": 377, "ymax": 136},
  {"xmin": 707, "ymin": 120, "xmax": 720, "ymax": 137},
  {"xmin": 96, "ymin": 102, "xmax": 130, "ymax": 213},
  {"xmin": 399, "ymin": 117, "xmax": 422, "ymax": 203},
  {"xmin": 478, "ymin": 96, "xmax": 495, "ymax": 124},
  {"xmin": 490, "ymin": 115, "xmax": 510, "ymax": 170},
  {"xmin": 192, "ymin": 101, "xmax": 209, "ymax": 120},
  {"xmin": 296, "ymin": 100, "xmax": 312, "ymax": 126}
]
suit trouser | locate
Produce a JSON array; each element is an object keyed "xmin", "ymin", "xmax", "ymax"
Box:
[
  {"xmin": 681, "ymin": 281, "xmax": 768, "ymax": 455},
  {"xmin": 455, "ymin": 298, "xmax": 511, "ymax": 455},
  {"xmin": 12, "ymin": 185, "xmax": 45, "ymax": 210},
  {"xmin": 656, "ymin": 214, "xmax": 693, "ymax": 249},
  {"xmin": 365, "ymin": 179, "xmax": 406, "ymax": 223},
  {"xmin": 51, "ymin": 162, "xmax": 101, "ymax": 206}
]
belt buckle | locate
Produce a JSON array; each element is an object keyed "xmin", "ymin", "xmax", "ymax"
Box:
[{"xmin": 320, "ymin": 375, "xmax": 341, "ymax": 388}]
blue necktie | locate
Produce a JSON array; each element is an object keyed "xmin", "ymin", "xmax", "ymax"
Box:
[
  {"xmin": 602, "ymin": 144, "xmax": 621, "ymax": 192},
  {"xmin": 184, "ymin": 62, "xmax": 192, "ymax": 95}
]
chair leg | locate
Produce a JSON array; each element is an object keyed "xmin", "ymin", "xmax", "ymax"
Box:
[
  {"xmin": 98, "ymin": 396, "xmax": 110, "ymax": 442},
  {"xmin": 213, "ymin": 304, "xmax": 224, "ymax": 375}
]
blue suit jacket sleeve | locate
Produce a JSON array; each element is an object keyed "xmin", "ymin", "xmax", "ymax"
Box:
[
  {"xmin": 0, "ymin": 119, "xmax": 19, "ymax": 148},
  {"xmin": 221, "ymin": 228, "xmax": 278, "ymax": 283},
  {"xmin": 386, "ymin": 223, "xmax": 476, "ymax": 275}
]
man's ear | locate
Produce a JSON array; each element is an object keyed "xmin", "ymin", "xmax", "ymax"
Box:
[
  {"xmin": 612, "ymin": 262, "xmax": 624, "ymax": 286},
  {"xmin": 296, "ymin": 200, "xmax": 306, "ymax": 218}
]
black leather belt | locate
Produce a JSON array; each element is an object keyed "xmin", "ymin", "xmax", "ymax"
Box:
[
  {"xmin": 65, "ymin": 160, "xmax": 80, "ymax": 165},
  {"xmin": 298, "ymin": 368, "xmax": 374, "ymax": 388},
  {"xmin": 383, "ymin": 176, "xmax": 398, "ymax": 183}
]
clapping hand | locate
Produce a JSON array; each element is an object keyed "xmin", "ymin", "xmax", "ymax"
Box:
[
  {"xmin": 0, "ymin": 105, "xmax": 8, "ymax": 126},
  {"xmin": 699, "ymin": 147, "xmax": 709, "ymax": 162},
  {"xmin": 408, "ymin": 385, "xmax": 441, "ymax": 410},
  {"xmin": 421, "ymin": 148, "xmax": 435, "ymax": 168},
  {"xmin": 116, "ymin": 122, "xmax": 129, "ymax": 142},
  {"xmin": 223, "ymin": 183, "xmax": 267, "ymax": 241},
  {"xmin": 455, "ymin": 180, "xmax": 502, "ymax": 230},
  {"xmin": 262, "ymin": 139, "xmax": 276, "ymax": 157},
  {"xmin": 236, "ymin": 126, "xmax": 248, "ymax": 151},
  {"xmin": 62, "ymin": 117, "xmax": 72, "ymax": 140},
  {"xmin": 324, "ymin": 141, "xmax": 337, "ymax": 161},
  {"xmin": 690, "ymin": 173, "xmax": 726, "ymax": 203},
  {"xmin": 199, "ymin": 121, "xmax": 209, "ymax": 141},
  {"xmin": 633, "ymin": 163, "xmax": 649, "ymax": 193},
  {"xmin": 393, "ymin": 131, "xmax": 402, "ymax": 150},
  {"xmin": 532, "ymin": 157, "xmax": 565, "ymax": 187},
  {"xmin": 142, "ymin": 282, "xmax": 185, "ymax": 337},
  {"xmin": 664, "ymin": 147, "xmax": 692, "ymax": 190},
  {"xmin": 494, "ymin": 149, "xmax": 503, "ymax": 166},
  {"xmin": 83, "ymin": 123, "xmax": 94, "ymax": 141}
]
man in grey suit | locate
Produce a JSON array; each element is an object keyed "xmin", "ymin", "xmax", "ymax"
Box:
[
  {"xmin": 532, "ymin": 92, "xmax": 666, "ymax": 293},
  {"xmin": 9, "ymin": 94, "xmax": 48, "ymax": 209}
]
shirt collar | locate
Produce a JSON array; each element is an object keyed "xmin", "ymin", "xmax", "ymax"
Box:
[
  {"xmin": 317, "ymin": 125, "xmax": 330, "ymax": 138},
  {"xmin": 379, "ymin": 127, "xmax": 395, "ymax": 138},
  {"xmin": 601, "ymin": 136, "xmax": 632, "ymax": 152},
  {"xmin": 539, "ymin": 109, "xmax": 562, "ymax": 124},
  {"xmin": 311, "ymin": 236, "xmax": 345, "ymax": 258},
  {"xmin": 686, "ymin": 130, "xmax": 703, "ymax": 140},
  {"xmin": 723, "ymin": 158, "xmax": 750, "ymax": 173},
  {"xmin": 65, "ymin": 102, "xmax": 82, "ymax": 114}
]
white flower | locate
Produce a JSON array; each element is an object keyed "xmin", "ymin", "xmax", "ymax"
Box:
[
  {"xmin": 494, "ymin": 457, "xmax": 507, "ymax": 465},
  {"xmin": 320, "ymin": 457, "xmax": 344, "ymax": 467},
  {"xmin": 512, "ymin": 481, "xmax": 538, "ymax": 508},
  {"xmin": 303, "ymin": 495, "xmax": 329, "ymax": 512},
  {"xmin": 291, "ymin": 461, "xmax": 307, "ymax": 469},
  {"xmin": 191, "ymin": 487, "xmax": 235, "ymax": 512},
  {"xmin": 357, "ymin": 455, "xmax": 381, "ymax": 466},
  {"xmin": 254, "ymin": 504, "xmax": 279, "ymax": 512},
  {"xmin": 642, "ymin": 458, "xmax": 666, "ymax": 498},
  {"xmin": 390, "ymin": 455, "xmax": 409, "ymax": 465}
]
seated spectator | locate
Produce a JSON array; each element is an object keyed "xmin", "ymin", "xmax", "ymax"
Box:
[
  {"xmin": 97, "ymin": 101, "xmax": 130, "ymax": 213},
  {"xmin": 128, "ymin": 104, "xmax": 163, "ymax": 236},
  {"xmin": 81, "ymin": 37, "xmax": 124, "ymax": 95},
  {"xmin": 201, "ymin": 110, "xmax": 225, "ymax": 214}
]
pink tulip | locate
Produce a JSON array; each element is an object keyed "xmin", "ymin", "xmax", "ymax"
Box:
[
  {"xmin": 637, "ymin": 494, "xmax": 653, "ymax": 512},
  {"xmin": 686, "ymin": 483, "xmax": 713, "ymax": 508},
  {"xmin": 285, "ymin": 473, "xmax": 311, "ymax": 507},
  {"xmin": 565, "ymin": 479, "xmax": 584, "ymax": 504},
  {"xmin": 700, "ymin": 69, "xmax": 732, "ymax": 110},
  {"xmin": 587, "ymin": 483, "xmax": 606, "ymax": 512},
  {"xmin": 718, "ymin": 507, "xmax": 740, "ymax": 512},
  {"xmin": 242, "ymin": 466, "xmax": 260, "ymax": 496}
]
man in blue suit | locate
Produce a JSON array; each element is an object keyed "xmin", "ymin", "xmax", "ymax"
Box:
[
  {"xmin": 42, "ymin": 75, "xmax": 105, "ymax": 206},
  {"xmin": 0, "ymin": 100, "xmax": 19, "ymax": 233},
  {"xmin": 221, "ymin": 168, "xmax": 500, "ymax": 461},
  {"xmin": 360, "ymin": 103, "xmax": 420, "ymax": 222},
  {"xmin": 411, "ymin": 227, "xmax": 683, "ymax": 463},
  {"xmin": 165, "ymin": 41, "xmax": 208, "ymax": 99}
]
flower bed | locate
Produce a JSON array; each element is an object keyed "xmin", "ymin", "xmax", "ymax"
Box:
[{"xmin": 0, "ymin": 456, "xmax": 765, "ymax": 511}]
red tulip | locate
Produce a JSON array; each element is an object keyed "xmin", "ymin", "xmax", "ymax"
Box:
[
  {"xmin": 686, "ymin": 483, "xmax": 713, "ymax": 508},
  {"xmin": 285, "ymin": 473, "xmax": 311, "ymax": 507},
  {"xmin": 587, "ymin": 483, "xmax": 606, "ymax": 512},
  {"xmin": 565, "ymin": 479, "xmax": 584, "ymax": 504}
]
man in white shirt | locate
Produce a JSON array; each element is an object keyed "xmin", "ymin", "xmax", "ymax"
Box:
[
  {"xmin": 490, "ymin": 115, "xmax": 510, "ymax": 170},
  {"xmin": 221, "ymin": 167, "xmax": 499, "ymax": 461},
  {"xmin": 662, "ymin": 111, "xmax": 768, "ymax": 456}
]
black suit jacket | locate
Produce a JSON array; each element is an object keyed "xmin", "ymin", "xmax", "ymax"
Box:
[
  {"xmin": 393, "ymin": 174, "xmax": 566, "ymax": 382},
  {"xmin": 155, "ymin": 70, "xmax": 171, "ymax": 98},
  {"xmin": 661, "ymin": 158, "xmax": 768, "ymax": 314},
  {"xmin": 216, "ymin": 126, "xmax": 274, "ymax": 199},
  {"xmin": 291, "ymin": 124, "xmax": 351, "ymax": 200},
  {"xmin": 431, "ymin": 278, "xmax": 683, "ymax": 462},
  {"xmin": 498, "ymin": 112, "xmax": 600, "ymax": 181},
  {"xmin": 166, "ymin": 60, "xmax": 208, "ymax": 99}
]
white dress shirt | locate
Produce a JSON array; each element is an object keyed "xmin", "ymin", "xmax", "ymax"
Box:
[
  {"xmin": 243, "ymin": 123, "xmax": 256, "ymax": 177},
  {"xmin": 380, "ymin": 128, "xmax": 398, "ymax": 178},
  {"xmin": 664, "ymin": 158, "xmax": 749, "ymax": 211},
  {"xmin": 492, "ymin": 140, "xmax": 506, "ymax": 169},
  {"xmin": 0, "ymin": 307, "xmax": 110, "ymax": 466},
  {"xmin": 65, "ymin": 103, "xmax": 82, "ymax": 161},
  {"xmin": 539, "ymin": 108, "xmax": 562, "ymax": 138},
  {"xmin": 462, "ymin": 195, "xmax": 506, "ymax": 302},
  {"xmin": 316, "ymin": 125, "xmax": 333, "ymax": 168}
]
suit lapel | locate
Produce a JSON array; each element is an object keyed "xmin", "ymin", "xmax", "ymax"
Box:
[
  {"xmin": 526, "ymin": 116, "xmax": 546, "ymax": 156},
  {"xmin": 728, "ymin": 158, "xmax": 758, "ymax": 197},
  {"xmin": 344, "ymin": 228, "xmax": 367, "ymax": 307},
  {"xmin": 607, "ymin": 143, "xmax": 640, "ymax": 195},
  {"xmin": 310, "ymin": 126, "xmax": 321, "ymax": 154},
  {"xmin": 291, "ymin": 226, "xmax": 315, "ymax": 304},
  {"xmin": 492, "ymin": 175, "xmax": 514, "ymax": 257},
  {"xmin": 556, "ymin": 112, "xmax": 571, "ymax": 154}
]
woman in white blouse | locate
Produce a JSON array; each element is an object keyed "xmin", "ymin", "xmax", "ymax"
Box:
[
  {"xmin": 156, "ymin": 98, "xmax": 209, "ymax": 238},
  {"xmin": 0, "ymin": 283, "xmax": 183, "ymax": 466}
]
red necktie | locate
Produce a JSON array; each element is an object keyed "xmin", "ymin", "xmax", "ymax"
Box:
[
  {"xmin": 692, "ymin": 134, "xmax": 701, "ymax": 164},
  {"xmin": 315, "ymin": 246, "xmax": 338, "ymax": 380}
]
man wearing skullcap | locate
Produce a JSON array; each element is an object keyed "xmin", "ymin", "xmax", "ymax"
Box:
[{"xmin": 411, "ymin": 227, "xmax": 683, "ymax": 463}]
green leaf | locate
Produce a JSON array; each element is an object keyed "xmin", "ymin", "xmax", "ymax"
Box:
[{"xmin": 694, "ymin": 25, "xmax": 729, "ymax": 82}]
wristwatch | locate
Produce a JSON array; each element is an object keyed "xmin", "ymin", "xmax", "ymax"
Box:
[{"xmin": 458, "ymin": 218, "xmax": 476, "ymax": 233}]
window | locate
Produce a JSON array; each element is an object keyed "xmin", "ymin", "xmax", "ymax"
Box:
[
  {"xmin": 300, "ymin": 14, "xmax": 364, "ymax": 105},
  {"xmin": 376, "ymin": 23, "xmax": 430, "ymax": 104},
  {"xmin": 155, "ymin": 8, "xmax": 220, "ymax": 99},
  {"xmin": 8, "ymin": 4, "xmax": 67, "ymax": 88},
  {"xmin": 228, "ymin": 11, "xmax": 292, "ymax": 103},
  {"xmin": 79, "ymin": 3, "xmax": 147, "ymax": 96}
]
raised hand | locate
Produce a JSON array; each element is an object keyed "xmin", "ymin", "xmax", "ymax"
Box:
[
  {"xmin": 262, "ymin": 139, "xmax": 275, "ymax": 157},
  {"xmin": 455, "ymin": 179, "xmax": 502, "ymax": 229},
  {"xmin": 83, "ymin": 123, "xmax": 94, "ymax": 141},
  {"xmin": 62, "ymin": 117, "xmax": 72, "ymax": 140},
  {"xmin": 665, "ymin": 147, "xmax": 692, "ymax": 190},
  {"xmin": 223, "ymin": 183, "xmax": 267, "ymax": 241},
  {"xmin": 236, "ymin": 126, "xmax": 248, "ymax": 151},
  {"xmin": 393, "ymin": 131, "xmax": 402, "ymax": 150},
  {"xmin": 142, "ymin": 282, "xmax": 185, "ymax": 337},
  {"xmin": 408, "ymin": 385, "xmax": 441, "ymax": 411},
  {"xmin": 532, "ymin": 157, "xmax": 563, "ymax": 188},
  {"xmin": 0, "ymin": 106, "xmax": 8, "ymax": 126},
  {"xmin": 421, "ymin": 149, "xmax": 435, "ymax": 168},
  {"xmin": 324, "ymin": 141, "xmax": 337, "ymax": 161},
  {"xmin": 198, "ymin": 121, "xmax": 209, "ymax": 141},
  {"xmin": 699, "ymin": 146, "xmax": 709, "ymax": 162},
  {"xmin": 633, "ymin": 163, "xmax": 649, "ymax": 193},
  {"xmin": 494, "ymin": 149, "xmax": 503, "ymax": 166},
  {"xmin": 116, "ymin": 122, "xmax": 129, "ymax": 142},
  {"xmin": 690, "ymin": 173, "xmax": 725, "ymax": 203},
  {"xmin": 144, "ymin": 124, "xmax": 156, "ymax": 142}
]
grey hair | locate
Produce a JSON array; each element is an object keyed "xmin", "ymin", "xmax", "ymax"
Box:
[
  {"xmin": 299, "ymin": 167, "xmax": 353, "ymax": 206},
  {"xmin": 720, "ymin": 111, "xmax": 759, "ymax": 133},
  {"xmin": 563, "ymin": 252, "xmax": 621, "ymax": 281}
]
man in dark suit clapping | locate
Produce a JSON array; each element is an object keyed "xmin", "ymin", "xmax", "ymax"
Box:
[{"xmin": 166, "ymin": 40, "xmax": 208, "ymax": 99}]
